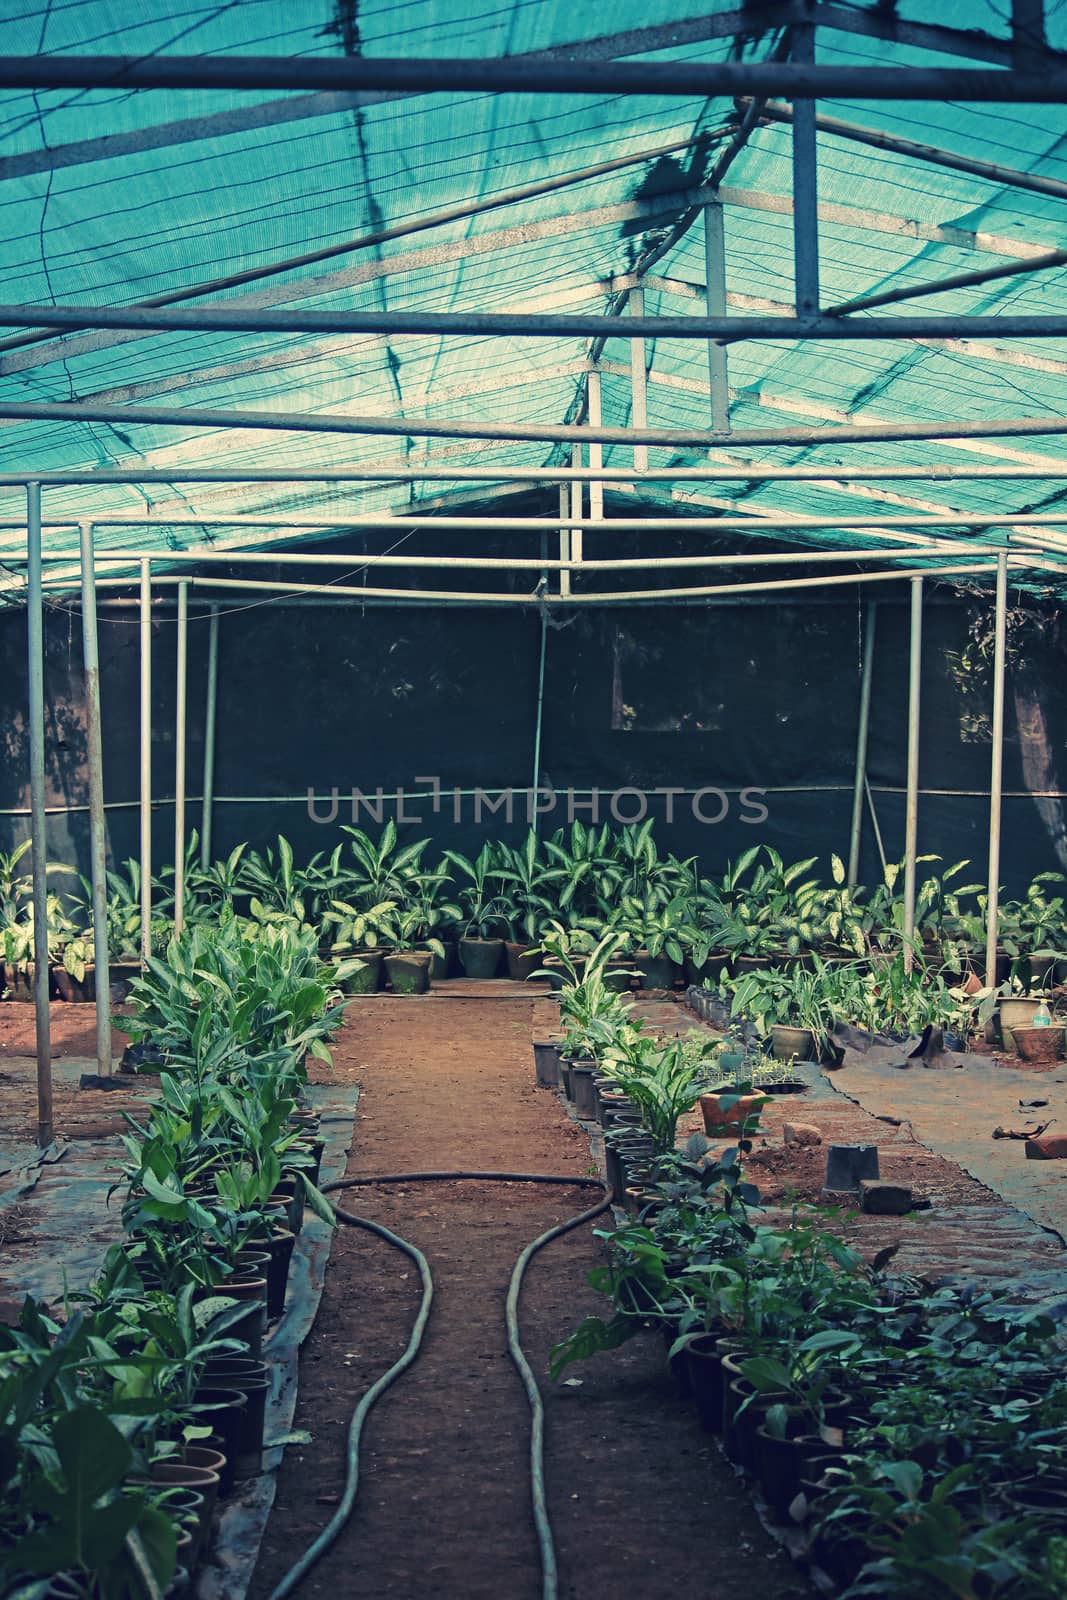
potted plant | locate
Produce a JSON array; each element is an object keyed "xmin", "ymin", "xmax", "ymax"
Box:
[
  {"xmin": 443, "ymin": 844, "xmax": 508, "ymax": 977},
  {"xmin": 321, "ymin": 897, "xmax": 398, "ymax": 992},
  {"xmin": 379, "ymin": 906, "xmax": 441, "ymax": 995}
]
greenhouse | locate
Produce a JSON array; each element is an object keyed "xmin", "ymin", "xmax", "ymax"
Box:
[{"xmin": 3, "ymin": 2, "xmax": 1067, "ymax": 1597}]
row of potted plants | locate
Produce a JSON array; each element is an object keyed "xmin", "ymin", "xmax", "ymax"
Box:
[
  {"xmin": 0, "ymin": 921, "xmax": 348, "ymax": 1598},
  {"xmin": 535, "ymin": 957, "xmax": 1067, "ymax": 1596},
  {"xmin": 5, "ymin": 824, "xmax": 1067, "ymax": 1000},
  {"xmin": 550, "ymin": 1136, "xmax": 1067, "ymax": 1595}
]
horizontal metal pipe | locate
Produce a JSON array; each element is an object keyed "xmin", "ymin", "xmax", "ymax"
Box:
[
  {"xmin": 2, "ymin": 464, "xmax": 1067, "ymax": 486},
  {"xmin": 35, "ymin": 512, "xmax": 1067, "ymax": 533},
  {"xmin": 37, "ymin": 560, "xmax": 998, "ymax": 607},
  {"xmin": 1, "ymin": 303, "xmax": 1067, "ymax": 342},
  {"xmin": 4, "ymin": 396, "xmax": 1067, "ymax": 453},
  {"xmin": 755, "ymin": 99, "xmax": 1067, "ymax": 202},
  {"xmin": 0, "ymin": 55, "xmax": 1062, "ymax": 101},
  {"xmin": 26, "ymin": 544, "xmax": 1009, "ymax": 575}
]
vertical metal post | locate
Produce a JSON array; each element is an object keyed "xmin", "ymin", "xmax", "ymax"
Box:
[
  {"xmin": 848, "ymin": 602, "xmax": 878, "ymax": 886},
  {"xmin": 531, "ymin": 608, "xmax": 547, "ymax": 835},
  {"xmin": 200, "ymin": 602, "xmax": 220, "ymax": 867},
  {"xmin": 587, "ymin": 367, "xmax": 604, "ymax": 520},
  {"xmin": 985, "ymin": 551, "xmax": 1009, "ymax": 988},
  {"xmin": 558, "ymin": 484, "xmax": 571, "ymax": 599},
  {"xmin": 79, "ymin": 521, "xmax": 112, "ymax": 1078},
  {"xmin": 26, "ymin": 482, "xmax": 52, "ymax": 1146},
  {"xmin": 704, "ymin": 196, "xmax": 730, "ymax": 432},
  {"xmin": 902, "ymin": 576, "xmax": 923, "ymax": 971},
  {"xmin": 628, "ymin": 287, "xmax": 648, "ymax": 472},
  {"xmin": 173, "ymin": 579, "xmax": 189, "ymax": 934},
  {"xmin": 139, "ymin": 559, "xmax": 152, "ymax": 963},
  {"xmin": 569, "ymin": 452, "xmax": 583, "ymax": 572},
  {"xmin": 791, "ymin": 24, "xmax": 820, "ymax": 316}
]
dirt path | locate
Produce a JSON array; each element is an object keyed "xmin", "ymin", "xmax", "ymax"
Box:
[{"xmin": 248, "ymin": 989, "xmax": 809, "ymax": 1600}]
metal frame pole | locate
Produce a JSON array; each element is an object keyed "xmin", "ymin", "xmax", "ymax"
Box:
[
  {"xmin": 628, "ymin": 287, "xmax": 648, "ymax": 471},
  {"xmin": 902, "ymin": 576, "xmax": 923, "ymax": 970},
  {"xmin": 791, "ymin": 24, "xmax": 820, "ymax": 316},
  {"xmin": 848, "ymin": 601, "xmax": 878, "ymax": 886},
  {"xmin": 173, "ymin": 580, "xmax": 188, "ymax": 933},
  {"xmin": 586, "ymin": 368, "xmax": 604, "ymax": 520},
  {"xmin": 25, "ymin": 481, "xmax": 52, "ymax": 1145},
  {"xmin": 704, "ymin": 195, "xmax": 730, "ymax": 431},
  {"xmin": 569, "ymin": 454, "xmax": 583, "ymax": 572},
  {"xmin": 557, "ymin": 485, "xmax": 570, "ymax": 599},
  {"xmin": 78, "ymin": 520, "xmax": 111, "ymax": 1077},
  {"xmin": 200, "ymin": 602, "xmax": 220, "ymax": 866},
  {"xmin": 531, "ymin": 608, "xmax": 548, "ymax": 835},
  {"xmin": 139, "ymin": 559, "xmax": 152, "ymax": 963},
  {"xmin": 985, "ymin": 551, "xmax": 1009, "ymax": 987}
]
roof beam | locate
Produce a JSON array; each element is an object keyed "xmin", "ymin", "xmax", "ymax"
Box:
[
  {"xmin": 1, "ymin": 55, "xmax": 1066, "ymax": 102},
  {"xmin": 6, "ymin": 393, "xmax": 1067, "ymax": 450},
  {"xmin": 0, "ymin": 7, "xmax": 804, "ymax": 184},
  {"xmin": 0, "ymin": 183, "xmax": 1042, "ymax": 383},
  {"xmin": 753, "ymin": 100, "xmax": 1067, "ymax": 203},
  {"xmin": 810, "ymin": 2, "xmax": 1044, "ymax": 67},
  {"xmin": 826, "ymin": 246, "xmax": 1067, "ymax": 316},
  {"xmin": 4, "ymin": 301, "xmax": 1067, "ymax": 342}
]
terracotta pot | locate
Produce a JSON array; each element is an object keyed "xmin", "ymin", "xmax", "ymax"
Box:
[
  {"xmin": 136, "ymin": 1460, "xmax": 220, "ymax": 1526},
  {"xmin": 1011, "ymin": 1024, "xmax": 1064, "ymax": 1065},
  {"xmin": 4, "ymin": 962, "xmax": 36, "ymax": 1002},
  {"xmin": 700, "ymin": 1091, "xmax": 766, "ymax": 1139},
  {"xmin": 998, "ymin": 996, "xmax": 1041, "ymax": 1050},
  {"xmin": 52, "ymin": 963, "xmax": 96, "ymax": 1003},
  {"xmin": 505, "ymin": 941, "xmax": 542, "ymax": 981}
]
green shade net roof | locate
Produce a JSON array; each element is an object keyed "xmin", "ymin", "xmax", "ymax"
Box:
[{"xmin": 0, "ymin": 1, "xmax": 1066, "ymax": 591}]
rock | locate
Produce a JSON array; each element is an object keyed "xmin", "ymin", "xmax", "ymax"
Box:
[
  {"xmin": 859, "ymin": 1179, "xmax": 914, "ymax": 1215},
  {"xmin": 783, "ymin": 1122, "xmax": 822, "ymax": 1148},
  {"xmin": 1025, "ymin": 1133, "xmax": 1067, "ymax": 1160}
]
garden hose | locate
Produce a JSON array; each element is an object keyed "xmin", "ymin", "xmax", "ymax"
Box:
[{"xmin": 267, "ymin": 1170, "xmax": 613, "ymax": 1600}]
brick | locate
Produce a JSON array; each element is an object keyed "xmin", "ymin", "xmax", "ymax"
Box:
[
  {"xmin": 860, "ymin": 1179, "xmax": 914, "ymax": 1215},
  {"xmin": 1025, "ymin": 1134, "xmax": 1067, "ymax": 1160},
  {"xmin": 783, "ymin": 1122, "xmax": 822, "ymax": 1148}
]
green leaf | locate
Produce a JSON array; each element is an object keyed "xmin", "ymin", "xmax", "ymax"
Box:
[{"xmin": 300, "ymin": 1171, "xmax": 337, "ymax": 1227}]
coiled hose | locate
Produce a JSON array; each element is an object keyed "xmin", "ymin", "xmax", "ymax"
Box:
[{"xmin": 268, "ymin": 1170, "xmax": 614, "ymax": 1600}]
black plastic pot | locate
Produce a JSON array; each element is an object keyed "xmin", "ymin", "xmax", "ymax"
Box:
[
  {"xmin": 202, "ymin": 1358, "xmax": 270, "ymax": 1479},
  {"xmin": 532, "ymin": 1039, "xmax": 561, "ymax": 1088},
  {"xmin": 684, "ymin": 1334, "xmax": 729, "ymax": 1433},
  {"xmin": 119, "ymin": 1040, "xmax": 169, "ymax": 1074},
  {"xmin": 263, "ymin": 1227, "xmax": 296, "ymax": 1321},
  {"xmin": 190, "ymin": 1388, "xmax": 248, "ymax": 1496},
  {"xmin": 633, "ymin": 950, "xmax": 681, "ymax": 990},
  {"xmin": 568, "ymin": 1061, "xmax": 598, "ymax": 1120}
]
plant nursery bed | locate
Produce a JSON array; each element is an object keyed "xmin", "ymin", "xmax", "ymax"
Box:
[{"xmin": 247, "ymin": 994, "xmax": 811, "ymax": 1600}]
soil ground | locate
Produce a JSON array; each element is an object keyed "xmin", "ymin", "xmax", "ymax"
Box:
[{"xmin": 246, "ymin": 988, "xmax": 810, "ymax": 1600}]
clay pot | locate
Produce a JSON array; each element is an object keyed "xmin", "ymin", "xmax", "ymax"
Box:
[
  {"xmin": 632, "ymin": 950, "xmax": 680, "ymax": 990},
  {"xmin": 52, "ymin": 963, "xmax": 96, "ymax": 1003},
  {"xmin": 1011, "ymin": 1024, "xmax": 1064, "ymax": 1065},
  {"xmin": 382, "ymin": 950, "xmax": 432, "ymax": 995},
  {"xmin": 458, "ymin": 937, "xmax": 504, "ymax": 978},
  {"xmin": 505, "ymin": 941, "xmax": 542, "ymax": 981},
  {"xmin": 136, "ymin": 1460, "xmax": 220, "ymax": 1526},
  {"xmin": 700, "ymin": 1091, "xmax": 766, "ymax": 1139},
  {"xmin": 770, "ymin": 1023, "xmax": 816, "ymax": 1062},
  {"xmin": 336, "ymin": 952, "xmax": 383, "ymax": 993},
  {"xmin": 998, "ymin": 996, "xmax": 1041, "ymax": 1050}
]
